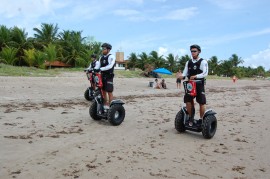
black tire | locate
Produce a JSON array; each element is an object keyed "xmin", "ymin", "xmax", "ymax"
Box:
[
  {"xmin": 89, "ymin": 102, "xmax": 102, "ymax": 120},
  {"xmin": 107, "ymin": 104, "xmax": 125, "ymax": 126},
  {"xmin": 175, "ymin": 110, "xmax": 186, "ymax": 132},
  {"xmin": 84, "ymin": 87, "xmax": 94, "ymax": 101},
  {"xmin": 84, "ymin": 88, "xmax": 90, "ymax": 101},
  {"xmin": 202, "ymin": 115, "xmax": 217, "ymax": 139}
]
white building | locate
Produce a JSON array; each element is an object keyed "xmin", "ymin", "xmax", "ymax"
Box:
[{"xmin": 114, "ymin": 51, "xmax": 126, "ymax": 70}]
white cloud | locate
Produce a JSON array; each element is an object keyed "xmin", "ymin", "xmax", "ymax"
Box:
[
  {"xmin": 113, "ymin": 9, "xmax": 140, "ymax": 16},
  {"xmin": 206, "ymin": 0, "xmax": 248, "ymax": 10},
  {"xmin": 126, "ymin": 0, "xmax": 144, "ymax": 4},
  {"xmin": 113, "ymin": 7, "xmax": 199, "ymax": 22},
  {"xmin": 0, "ymin": 0, "xmax": 70, "ymax": 34},
  {"xmin": 164, "ymin": 7, "xmax": 198, "ymax": 20},
  {"xmin": 244, "ymin": 46, "xmax": 270, "ymax": 70},
  {"xmin": 181, "ymin": 28, "xmax": 270, "ymax": 46},
  {"xmin": 157, "ymin": 47, "xmax": 188, "ymax": 58},
  {"xmin": 70, "ymin": 3, "xmax": 103, "ymax": 20},
  {"xmin": 115, "ymin": 34, "xmax": 166, "ymax": 56},
  {"xmin": 178, "ymin": 48, "xmax": 188, "ymax": 56},
  {"xmin": 0, "ymin": 0, "xmax": 68, "ymax": 19},
  {"xmin": 158, "ymin": 47, "xmax": 168, "ymax": 56}
]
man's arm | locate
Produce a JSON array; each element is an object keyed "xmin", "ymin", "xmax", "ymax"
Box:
[
  {"xmin": 94, "ymin": 61, "xmax": 100, "ymax": 69},
  {"xmin": 100, "ymin": 55, "xmax": 116, "ymax": 71},
  {"xmin": 181, "ymin": 61, "xmax": 189, "ymax": 79},
  {"xmin": 86, "ymin": 63, "xmax": 91, "ymax": 70},
  {"xmin": 196, "ymin": 60, "xmax": 208, "ymax": 79}
]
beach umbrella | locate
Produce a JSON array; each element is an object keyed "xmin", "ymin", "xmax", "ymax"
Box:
[{"xmin": 153, "ymin": 68, "xmax": 172, "ymax": 75}]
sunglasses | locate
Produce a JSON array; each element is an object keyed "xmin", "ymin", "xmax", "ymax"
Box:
[
  {"xmin": 191, "ymin": 50, "xmax": 198, "ymax": 53},
  {"xmin": 102, "ymin": 48, "xmax": 107, "ymax": 50}
]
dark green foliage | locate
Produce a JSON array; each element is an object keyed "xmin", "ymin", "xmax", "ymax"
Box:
[
  {"xmin": 0, "ymin": 23, "xmax": 102, "ymax": 68},
  {"xmin": 0, "ymin": 24, "xmax": 269, "ymax": 77}
]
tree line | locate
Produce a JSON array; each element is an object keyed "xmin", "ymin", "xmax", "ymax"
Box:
[
  {"xmin": 127, "ymin": 52, "xmax": 269, "ymax": 78},
  {"xmin": 0, "ymin": 23, "xmax": 101, "ymax": 68},
  {"xmin": 0, "ymin": 23, "xmax": 269, "ymax": 78}
]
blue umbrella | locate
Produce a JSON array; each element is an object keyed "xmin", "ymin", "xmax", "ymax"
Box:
[{"xmin": 153, "ymin": 68, "xmax": 172, "ymax": 75}]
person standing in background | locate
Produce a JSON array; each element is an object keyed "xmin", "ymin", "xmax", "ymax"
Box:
[
  {"xmin": 232, "ymin": 75, "xmax": 237, "ymax": 83},
  {"xmin": 176, "ymin": 69, "xmax": 182, "ymax": 89}
]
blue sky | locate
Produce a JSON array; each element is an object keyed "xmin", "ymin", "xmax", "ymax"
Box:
[{"xmin": 0, "ymin": 0, "xmax": 270, "ymax": 70}]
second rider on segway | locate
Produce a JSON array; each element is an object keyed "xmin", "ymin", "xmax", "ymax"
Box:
[
  {"xmin": 89, "ymin": 43, "xmax": 125, "ymax": 126},
  {"xmin": 84, "ymin": 54, "xmax": 98, "ymax": 101}
]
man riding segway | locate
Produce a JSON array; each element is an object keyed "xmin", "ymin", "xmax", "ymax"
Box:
[
  {"xmin": 89, "ymin": 43, "xmax": 125, "ymax": 126},
  {"xmin": 181, "ymin": 44, "xmax": 208, "ymax": 126},
  {"xmin": 175, "ymin": 44, "xmax": 217, "ymax": 139},
  {"xmin": 94, "ymin": 43, "xmax": 115, "ymax": 111}
]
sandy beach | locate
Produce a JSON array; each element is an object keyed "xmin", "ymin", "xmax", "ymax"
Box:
[{"xmin": 0, "ymin": 72, "xmax": 269, "ymax": 179}]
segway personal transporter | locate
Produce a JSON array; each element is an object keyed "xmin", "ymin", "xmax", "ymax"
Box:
[
  {"xmin": 89, "ymin": 71, "xmax": 125, "ymax": 126},
  {"xmin": 84, "ymin": 69, "xmax": 95, "ymax": 101},
  {"xmin": 175, "ymin": 79, "xmax": 217, "ymax": 139}
]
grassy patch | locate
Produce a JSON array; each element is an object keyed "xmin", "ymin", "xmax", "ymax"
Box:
[
  {"xmin": 0, "ymin": 63, "xmax": 84, "ymax": 77},
  {"xmin": 114, "ymin": 69, "xmax": 144, "ymax": 78},
  {"xmin": 0, "ymin": 64, "xmax": 147, "ymax": 78},
  {"xmin": 0, "ymin": 64, "xmax": 240, "ymax": 80}
]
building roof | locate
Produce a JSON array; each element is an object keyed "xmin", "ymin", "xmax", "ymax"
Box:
[{"xmin": 44, "ymin": 60, "xmax": 71, "ymax": 67}]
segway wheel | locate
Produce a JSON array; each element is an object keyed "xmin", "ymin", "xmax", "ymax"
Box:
[
  {"xmin": 175, "ymin": 110, "xmax": 186, "ymax": 133},
  {"xmin": 202, "ymin": 115, "xmax": 217, "ymax": 139},
  {"xmin": 89, "ymin": 102, "xmax": 102, "ymax": 120},
  {"xmin": 84, "ymin": 88, "xmax": 90, "ymax": 101},
  {"xmin": 84, "ymin": 87, "xmax": 94, "ymax": 101},
  {"xmin": 107, "ymin": 104, "xmax": 125, "ymax": 126}
]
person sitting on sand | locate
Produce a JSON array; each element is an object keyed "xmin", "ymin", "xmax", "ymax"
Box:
[
  {"xmin": 153, "ymin": 78, "xmax": 161, "ymax": 89},
  {"xmin": 160, "ymin": 79, "xmax": 167, "ymax": 89}
]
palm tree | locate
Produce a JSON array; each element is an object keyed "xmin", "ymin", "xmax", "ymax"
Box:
[
  {"xmin": 57, "ymin": 30, "xmax": 73, "ymax": 62},
  {"xmin": 255, "ymin": 66, "xmax": 265, "ymax": 77},
  {"xmin": 208, "ymin": 56, "xmax": 219, "ymax": 75},
  {"xmin": 218, "ymin": 59, "xmax": 232, "ymax": 77},
  {"xmin": 76, "ymin": 50, "xmax": 93, "ymax": 67},
  {"xmin": 137, "ymin": 52, "xmax": 149, "ymax": 70},
  {"xmin": 10, "ymin": 26, "xmax": 33, "ymax": 65},
  {"xmin": 22, "ymin": 49, "xmax": 35, "ymax": 66},
  {"xmin": 87, "ymin": 41, "xmax": 102, "ymax": 56},
  {"xmin": 58, "ymin": 30, "xmax": 71, "ymax": 41},
  {"xmin": 58, "ymin": 30, "xmax": 86, "ymax": 67},
  {"xmin": 178, "ymin": 55, "xmax": 190, "ymax": 70},
  {"xmin": 149, "ymin": 51, "xmax": 165, "ymax": 68},
  {"xmin": 44, "ymin": 43, "xmax": 57, "ymax": 68},
  {"xmin": 229, "ymin": 54, "xmax": 243, "ymax": 67},
  {"xmin": 80, "ymin": 36, "xmax": 102, "ymax": 56},
  {"xmin": 127, "ymin": 52, "xmax": 138, "ymax": 69},
  {"xmin": 0, "ymin": 47, "xmax": 18, "ymax": 65},
  {"xmin": 79, "ymin": 42, "xmax": 102, "ymax": 68},
  {"xmin": 166, "ymin": 53, "xmax": 176, "ymax": 72},
  {"xmin": 0, "ymin": 25, "xmax": 11, "ymax": 51},
  {"xmin": 34, "ymin": 50, "xmax": 46, "ymax": 68},
  {"xmin": 33, "ymin": 23, "xmax": 59, "ymax": 44},
  {"xmin": 10, "ymin": 27, "xmax": 29, "ymax": 46}
]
